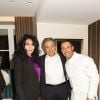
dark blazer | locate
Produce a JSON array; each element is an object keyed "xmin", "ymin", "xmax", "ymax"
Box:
[
  {"xmin": 39, "ymin": 53, "xmax": 71, "ymax": 97},
  {"xmin": 14, "ymin": 56, "xmax": 40, "ymax": 100}
]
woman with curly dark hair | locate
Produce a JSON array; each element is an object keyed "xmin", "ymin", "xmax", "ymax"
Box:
[{"xmin": 13, "ymin": 34, "xmax": 40, "ymax": 100}]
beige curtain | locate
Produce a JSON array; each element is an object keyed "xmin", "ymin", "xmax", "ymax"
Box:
[{"xmin": 15, "ymin": 16, "xmax": 37, "ymax": 43}]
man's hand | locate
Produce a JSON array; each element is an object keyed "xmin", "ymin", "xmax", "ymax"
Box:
[{"xmin": 86, "ymin": 97, "xmax": 93, "ymax": 100}]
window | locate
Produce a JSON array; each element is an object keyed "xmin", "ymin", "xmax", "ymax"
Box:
[
  {"xmin": 0, "ymin": 25, "xmax": 15, "ymax": 69},
  {"xmin": 0, "ymin": 24, "xmax": 15, "ymax": 99}
]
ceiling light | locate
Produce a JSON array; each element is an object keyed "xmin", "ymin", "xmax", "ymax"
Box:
[
  {"xmin": 10, "ymin": 0, "xmax": 14, "ymax": 3},
  {"xmin": 27, "ymin": 1, "xmax": 32, "ymax": 4}
]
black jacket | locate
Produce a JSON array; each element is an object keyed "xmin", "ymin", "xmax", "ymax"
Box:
[{"xmin": 14, "ymin": 56, "xmax": 40, "ymax": 100}]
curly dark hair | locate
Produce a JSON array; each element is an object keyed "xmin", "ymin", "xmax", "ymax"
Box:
[{"xmin": 13, "ymin": 34, "xmax": 39, "ymax": 61}]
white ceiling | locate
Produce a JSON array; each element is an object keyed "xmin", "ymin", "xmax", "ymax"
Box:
[{"xmin": 0, "ymin": 0, "xmax": 100, "ymax": 25}]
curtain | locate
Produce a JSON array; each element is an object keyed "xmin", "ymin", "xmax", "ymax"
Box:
[
  {"xmin": 88, "ymin": 20, "xmax": 100, "ymax": 71},
  {"xmin": 15, "ymin": 16, "xmax": 37, "ymax": 43},
  {"xmin": 88, "ymin": 20, "xmax": 100, "ymax": 100}
]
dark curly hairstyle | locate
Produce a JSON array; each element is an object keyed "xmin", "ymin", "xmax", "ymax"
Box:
[{"xmin": 13, "ymin": 34, "xmax": 39, "ymax": 61}]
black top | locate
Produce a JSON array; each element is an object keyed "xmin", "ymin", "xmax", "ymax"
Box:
[{"xmin": 13, "ymin": 56, "xmax": 40, "ymax": 100}]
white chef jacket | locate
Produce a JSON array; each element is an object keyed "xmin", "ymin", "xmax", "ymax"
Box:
[{"xmin": 65, "ymin": 52, "xmax": 99, "ymax": 100}]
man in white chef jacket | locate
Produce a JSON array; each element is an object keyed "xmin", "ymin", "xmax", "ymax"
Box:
[{"xmin": 61, "ymin": 40, "xmax": 99, "ymax": 100}]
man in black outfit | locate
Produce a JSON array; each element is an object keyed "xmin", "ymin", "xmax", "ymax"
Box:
[{"xmin": 39, "ymin": 38, "xmax": 71, "ymax": 100}]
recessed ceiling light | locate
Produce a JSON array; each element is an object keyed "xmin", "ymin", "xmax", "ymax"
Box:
[
  {"xmin": 10, "ymin": 0, "xmax": 14, "ymax": 3},
  {"xmin": 27, "ymin": 1, "xmax": 32, "ymax": 4}
]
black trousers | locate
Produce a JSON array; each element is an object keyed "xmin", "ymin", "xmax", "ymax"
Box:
[{"xmin": 43, "ymin": 82, "xmax": 68, "ymax": 100}]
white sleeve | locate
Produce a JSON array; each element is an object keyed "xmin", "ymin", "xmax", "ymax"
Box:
[
  {"xmin": 1, "ymin": 70, "xmax": 10, "ymax": 85},
  {"xmin": 86, "ymin": 58, "xmax": 99, "ymax": 99}
]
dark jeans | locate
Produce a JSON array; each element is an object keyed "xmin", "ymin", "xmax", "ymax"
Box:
[{"xmin": 42, "ymin": 82, "xmax": 69, "ymax": 100}]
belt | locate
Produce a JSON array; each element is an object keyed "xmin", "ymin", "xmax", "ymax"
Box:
[{"xmin": 46, "ymin": 82, "xmax": 66, "ymax": 87}]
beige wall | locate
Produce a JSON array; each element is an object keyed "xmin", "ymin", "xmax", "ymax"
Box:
[
  {"xmin": 37, "ymin": 22, "xmax": 88, "ymax": 55},
  {"xmin": 0, "ymin": 17, "xmax": 14, "ymax": 22},
  {"xmin": 0, "ymin": 17, "xmax": 88, "ymax": 55}
]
